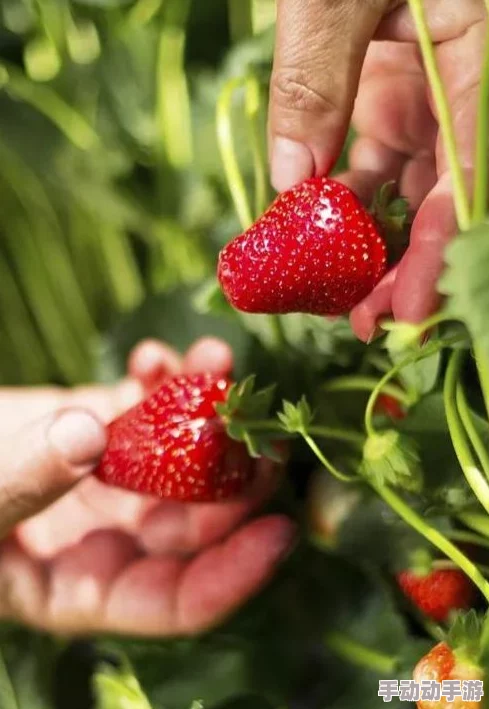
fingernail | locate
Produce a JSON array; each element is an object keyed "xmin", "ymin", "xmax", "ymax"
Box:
[
  {"xmin": 367, "ymin": 326, "xmax": 382, "ymax": 345},
  {"xmin": 49, "ymin": 410, "xmax": 107, "ymax": 470},
  {"xmin": 271, "ymin": 137, "xmax": 314, "ymax": 193}
]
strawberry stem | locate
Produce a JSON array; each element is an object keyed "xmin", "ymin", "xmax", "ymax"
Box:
[
  {"xmin": 364, "ymin": 334, "xmax": 462, "ymax": 438},
  {"xmin": 407, "ymin": 0, "xmax": 471, "ymax": 231},
  {"xmin": 299, "ymin": 431, "xmax": 359, "ymax": 483},
  {"xmin": 444, "ymin": 350, "xmax": 489, "ymax": 517},
  {"xmin": 325, "ymin": 632, "xmax": 398, "ymax": 674},
  {"xmin": 243, "ymin": 419, "xmax": 365, "ymax": 446},
  {"xmin": 446, "ymin": 529, "xmax": 489, "ymax": 551},
  {"xmin": 216, "ymin": 77, "xmax": 255, "ymax": 230},
  {"xmin": 474, "ymin": 343, "xmax": 489, "ymax": 425},
  {"xmin": 244, "ymin": 74, "xmax": 270, "ymax": 218},
  {"xmin": 473, "ymin": 17, "xmax": 489, "ymax": 223},
  {"xmin": 323, "ymin": 376, "xmax": 413, "ymax": 407},
  {"xmin": 373, "ymin": 482, "xmax": 489, "ymax": 602},
  {"xmin": 458, "ymin": 512, "xmax": 489, "ymax": 540},
  {"xmin": 456, "ymin": 379, "xmax": 489, "ymax": 480}
]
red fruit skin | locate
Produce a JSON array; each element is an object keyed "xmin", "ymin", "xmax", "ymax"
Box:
[
  {"xmin": 397, "ymin": 569, "xmax": 477, "ymax": 623},
  {"xmin": 218, "ymin": 177, "xmax": 387, "ymax": 316},
  {"xmin": 95, "ymin": 373, "xmax": 254, "ymax": 502},
  {"xmin": 374, "ymin": 394, "xmax": 406, "ymax": 420},
  {"xmin": 414, "ymin": 642, "xmax": 484, "ymax": 709}
]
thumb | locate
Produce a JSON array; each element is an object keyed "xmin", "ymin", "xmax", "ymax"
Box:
[
  {"xmin": 269, "ymin": 0, "xmax": 395, "ymax": 193},
  {"xmin": 0, "ymin": 409, "xmax": 106, "ymax": 535}
]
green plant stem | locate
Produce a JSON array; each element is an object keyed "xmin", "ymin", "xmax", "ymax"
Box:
[
  {"xmin": 155, "ymin": 0, "xmax": 193, "ymax": 171},
  {"xmin": 0, "ymin": 647, "xmax": 19, "ymax": 709},
  {"xmin": 474, "ymin": 342, "xmax": 489, "ymax": 423},
  {"xmin": 456, "ymin": 381, "xmax": 489, "ymax": 480},
  {"xmin": 243, "ymin": 419, "xmax": 364, "ymax": 446},
  {"xmin": 325, "ymin": 632, "xmax": 398, "ymax": 674},
  {"xmin": 364, "ymin": 332, "xmax": 464, "ymax": 437},
  {"xmin": 301, "ymin": 430, "xmax": 359, "ymax": 483},
  {"xmin": 445, "ymin": 350, "xmax": 489, "ymax": 516},
  {"xmin": 268, "ymin": 313, "xmax": 288, "ymax": 351},
  {"xmin": 324, "ymin": 376, "xmax": 412, "ymax": 407},
  {"xmin": 2, "ymin": 64, "xmax": 99, "ymax": 151},
  {"xmin": 458, "ymin": 511, "xmax": 489, "ymax": 539},
  {"xmin": 446, "ymin": 529, "xmax": 489, "ymax": 550},
  {"xmin": 373, "ymin": 483, "xmax": 489, "ymax": 602},
  {"xmin": 228, "ymin": 0, "xmax": 254, "ymax": 42},
  {"xmin": 407, "ymin": 0, "xmax": 471, "ymax": 231},
  {"xmin": 245, "ymin": 75, "xmax": 269, "ymax": 217},
  {"xmin": 473, "ymin": 19, "xmax": 489, "ymax": 222},
  {"xmin": 216, "ymin": 77, "xmax": 254, "ymax": 230}
]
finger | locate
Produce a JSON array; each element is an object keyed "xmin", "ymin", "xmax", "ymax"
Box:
[
  {"xmin": 139, "ymin": 458, "xmax": 279, "ymax": 555},
  {"xmin": 0, "ymin": 539, "xmax": 46, "ymax": 626},
  {"xmin": 348, "ymin": 136, "xmax": 406, "ymax": 183},
  {"xmin": 105, "ymin": 515, "xmax": 296, "ymax": 636},
  {"xmin": 66, "ymin": 379, "xmax": 143, "ymax": 423},
  {"xmin": 433, "ymin": 19, "xmax": 485, "ymax": 178},
  {"xmin": 350, "ymin": 266, "xmax": 399, "ymax": 342},
  {"xmin": 392, "ymin": 176, "xmax": 461, "ymax": 323},
  {"xmin": 0, "ymin": 409, "xmax": 106, "ymax": 536},
  {"xmin": 46, "ymin": 530, "xmax": 140, "ymax": 632},
  {"xmin": 348, "ymin": 137, "xmax": 437, "ymax": 210},
  {"xmin": 127, "ymin": 339, "xmax": 182, "ymax": 393},
  {"xmin": 269, "ymin": 0, "xmax": 395, "ymax": 192},
  {"xmin": 16, "ymin": 477, "xmax": 156, "ymax": 559},
  {"xmin": 376, "ymin": 0, "xmax": 485, "ymax": 43},
  {"xmin": 182, "ymin": 337, "xmax": 233, "ymax": 376},
  {"xmin": 353, "ymin": 43, "xmax": 436, "ymax": 158}
]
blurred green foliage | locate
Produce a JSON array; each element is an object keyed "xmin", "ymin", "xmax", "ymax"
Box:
[{"xmin": 0, "ymin": 0, "xmax": 276, "ymax": 385}]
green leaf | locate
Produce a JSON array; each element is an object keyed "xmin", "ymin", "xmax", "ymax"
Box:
[
  {"xmin": 94, "ymin": 661, "xmax": 153, "ymax": 709},
  {"xmin": 277, "ymin": 397, "xmax": 313, "ymax": 433},
  {"xmin": 0, "ymin": 627, "xmax": 59, "ymax": 709},
  {"xmin": 399, "ymin": 393, "xmax": 476, "ymax": 507},
  {"xmin": 438, "ymin": 222, "xmax": 489, "ymax": 355},
  {"xmin": 448, "ymin": 610, "xmax": 483, "ymax": 659}
]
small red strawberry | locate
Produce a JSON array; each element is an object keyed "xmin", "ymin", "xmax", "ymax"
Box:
[
  {"xmin": 375, "ymin": 393, "xmax": 406, "ymax": 420},
  {"xmin": 397, "ymin": 568, "xmax": 477, "ymax": 623},
  {"xmin": 95, "ymin": 373, "xmax": 254, "ymax": 501},
  {"xmin": 414, "ymin": 641, "xmax": 484, "ymax": 709},
  {"xmin": 218, "ymin": 177, "xmax": 387, "ymax": 316}
]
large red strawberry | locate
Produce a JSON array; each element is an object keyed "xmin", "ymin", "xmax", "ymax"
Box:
[
  {"xmin": 414, "ymin": 642, "xmax": 484, "ymax": 709},
  {"xmin": 95, "ymin": 373, "xmax": 254, "ymax": 501},
  {"xmin": 397, "ymin": 568, "xmax": 477, "ymax": 623},
  {"xmin": 218, "ymin": 177, "xmax": 387, "ymax": 316}
]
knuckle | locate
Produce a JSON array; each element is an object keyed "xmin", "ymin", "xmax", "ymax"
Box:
[{"xmin": 271, "ymin": 66, "xmax": 340, "ymax": 118}]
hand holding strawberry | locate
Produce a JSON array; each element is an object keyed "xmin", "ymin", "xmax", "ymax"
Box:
[
  {"xmin": 0, "ymin": 338, "xmax": 294, "ymax": 637},
  {"xmin": 268, "ymin": 0, "xmax": 485, "ymax": 341}
]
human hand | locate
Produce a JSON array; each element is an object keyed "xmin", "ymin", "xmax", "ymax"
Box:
[
  {"xmin": 268, "ymin": 0, "xmax": 486, "ymax": 340},
  {"xmin": 0, "ymin": 338, "xmax": 294, "ymax": 636}
]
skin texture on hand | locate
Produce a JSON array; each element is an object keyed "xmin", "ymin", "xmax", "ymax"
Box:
[
  {"xmin": 0, "ymin": 338, "xmax": 295, "ymax": 636},
  {"xmin": 268, "ymin": 0, "xmax": 486, "ymax": 340}
]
